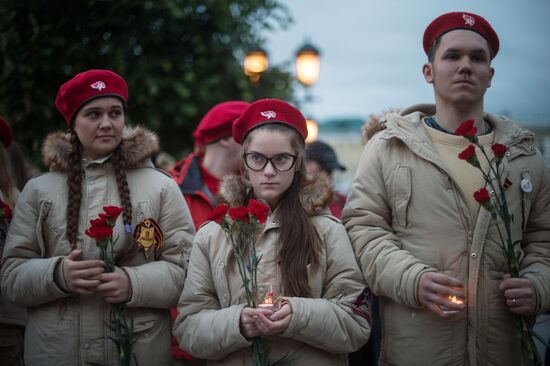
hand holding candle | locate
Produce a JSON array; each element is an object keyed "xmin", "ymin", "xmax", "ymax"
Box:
[{"xmin": 440, "ymin": 295, "xmax": 465, "ymax": 315}]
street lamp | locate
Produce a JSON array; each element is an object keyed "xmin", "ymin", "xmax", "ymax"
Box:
[
  {"xmin": 242, "ymin": 42, "xmax": 321, "ymax": 143},
  {"xmin": 243, "ymin": 49, "xmax": 269, "ymax": 83},
  {"xmin": 305, "ymin": 118, "xmax": 319, "ymax": 144},
  {"xmin": 295, "ymin": 42, "xmax": 321, "ymax": 87}
]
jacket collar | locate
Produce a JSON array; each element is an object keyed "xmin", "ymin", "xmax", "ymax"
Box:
[
  {"xmin": 382, "ymin": 104, "xmax": 535, "ymax": 151},
  {"xmin": 218, "ymin": 172, "xmax": 333, "ymax": 216},
  {"xmin": 42, "ymin": 125, "xmax": 159, "ymax": 171}
]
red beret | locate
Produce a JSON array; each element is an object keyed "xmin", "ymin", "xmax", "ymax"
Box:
[
  {"xmin": 423, "ymin": 12, "xmax": 499, "ymax": 58},
  {"xmin": 232, "ymin": 99, "xmax": 307, "ymax": 145},
  {"xmin": 193, "ymin": 101, "xmax": 249, "ymax": 146},
  {"xmin": 55, "ymin": 69, "xmax": 128, "ymax": 124},
  {"xmin": 0, "ymin": 116, "xmax": 13, "ymax": 148}
]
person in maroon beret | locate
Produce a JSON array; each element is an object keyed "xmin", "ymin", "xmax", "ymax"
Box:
[
  {"xmin": 174, "ymin": 98, "xmax": 371, "ymax": 365},
  {"xmin": 169, "ymin": 101, "xmax": 248, "ymax": 366},
  {"xmin": 170, "ymin": 101, "xmax": 249, "ymax": 231},
  {"xmin": 0, "ymin": 69, "xmax": 195, "ymax": 365},
  {"xmin": 343, "ymin": 11, "xmax": 550, "ymax": 366}
]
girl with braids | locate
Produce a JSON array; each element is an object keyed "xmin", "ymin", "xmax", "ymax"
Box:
[
  {"xmin": 1, "ymin": 69, "xmax": 195, "ymax": 365},
  {"xmin": 174, "ymin": 99, "xmax": 371, "ymax": 365}
]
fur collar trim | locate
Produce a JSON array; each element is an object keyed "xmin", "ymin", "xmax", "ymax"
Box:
[
  {"xmin": 219, "ymin": 173, "xmax": 333, "ymax": 215},
  {"xmin": 42, "ymin": 125, "xmax": 159, "ymax": 171}
]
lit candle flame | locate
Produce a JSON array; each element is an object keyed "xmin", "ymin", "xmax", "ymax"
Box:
[
  {"xmin": 262, "ymin": 290, "xmax": 274, "ymax": 305},
  {"xmin": 449, "ymin": 296, "xmax": 463, "ymax": 304}
]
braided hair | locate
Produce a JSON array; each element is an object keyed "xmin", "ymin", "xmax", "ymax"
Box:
[{"xmin": 65, "ymin": 132, "xmax": 132, "ymax": 250}]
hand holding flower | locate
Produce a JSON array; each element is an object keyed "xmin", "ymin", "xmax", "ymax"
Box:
[
  {"xmin": 85, "ymin": 205, "xmax": 135, "ymax": 365},
  {"xmin": 455, "ymin": 119, "xmax": 542, "ymax": 364},
  {"xmin": 499, "ymin": 276, "xmax": 536, "ymax": 316},
  {"xmin": 94, "ymin": 266, "xmax": 132, "ymax": 303},
  {"xmin": 62, "ymin": 249, "xmax": 105, "ymax": 295}
]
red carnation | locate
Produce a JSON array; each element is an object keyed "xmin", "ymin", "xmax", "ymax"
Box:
[
  {"xmin": 247, "ymin": 199, "xmax": 269, "ymax": 224},
  {"xmin": 473, "ymin": 188, "xmax": 491, "ymax": 207},
  {"xmin": 90, "ymin": 217, "xmax": 108, "ymax": 228},
  {"xmin": 229, "ymin": 206, "xmax": 249, "ymax": 223},
  {"xmin": 102, "ymin": 206, "xmax": 124, "ymax": 224},
  {"xmin": 458, "ymin": 144, "xmax": 480, "ymax": 167},
  {"xmin": 458, "ymin": 144, "xmax": 476, "ymax": 160},
  {"xmin": 4, "ymin": 205, "xmax": 12, "ymax": 221},
  {"xmin": 0, "ymin": 200, "xmax": 12, "ymax": 222},
  {"xmin": 491, "ymin": 143, "xmax": 507, "ymax": 159},
  {"xmin": 85, "ymin": 225, "xmax": 113, "ymax": 242},
  {"xmin": 207, "ymin": 204, "xmax": 229, "ymax": 224},
  {"xmin": 454, "ymin": 119, "xmax": 477, "ymax": 140}
]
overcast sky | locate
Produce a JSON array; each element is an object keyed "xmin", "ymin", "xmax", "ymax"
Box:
[{"xmin": 265, "ymin": 0, "xmax": 550, "ymax": 125}]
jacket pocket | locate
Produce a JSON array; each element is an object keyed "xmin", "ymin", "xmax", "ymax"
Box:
[
  {"xmin": 35, "ymin": 200, "xmax": 52, "ymax": 258},
  {"xmin": 214, "ymin": 262, "xmax": 231, "ymax": 307},
  {"xmin": 131, "ymin": 310, "xmax": 171, "ymax": 365},
  {"xmin": 392, "ymin": 166, "xmax": 412, "ymax": 227},
  {"xmin": 25, "ymin": 306, "xmax": 77, "ymax": 364}
]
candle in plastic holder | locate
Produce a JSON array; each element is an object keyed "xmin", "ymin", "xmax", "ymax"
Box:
[
  {"xmin": 440, "ymin": 295, "xmax": 464, "ymax": 315},
  {"xmin": 256, "ymin": 283, "xmax": 279, "ymax": 310}
]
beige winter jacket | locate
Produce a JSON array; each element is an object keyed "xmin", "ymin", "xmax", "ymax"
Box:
[
  {"xmin": 1, "ymin": 127, "xmax": 195, "ymax": 366},
  {"xmin": 343, "ymin": 104, "xmax": 550, "ymax": 366},
  {"xmin": 174, "ymin": 175, "xmax": 371, "ymax": 365}
]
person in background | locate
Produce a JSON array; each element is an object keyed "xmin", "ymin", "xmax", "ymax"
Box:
[
  {"xmin": 343, "ymin": 12, "xmax": 550, "ymax": 365},
  {"xmin": 170, "ymin": 101, "xmax": 249, "ymax": 230},
  {"xmin": 305, "ymin": 140, "xmax": 347, "ymax": 218},
  {"xmin": 174, "ymin": 99, "xmax": 371, "ymax": 365},
  {"xmin": 1, "ymin": 69, "xmax": 195, "ymax": 365},
  {"xmin": 0, "ymin": 116, "xmax": 26, "ymax": 366},
  {"xmin": 169, "ymin": 101, "xmax": 248, "ymax": 365},
  {"xmin": 7, "ymin": 141, "xmax": 37, "ymax": 191}
]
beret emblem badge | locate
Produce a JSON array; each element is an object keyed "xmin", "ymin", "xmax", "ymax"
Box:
[
  {"xmin": 90, "ymin": 81, "xmax": 106, "ymax": 91},
  {"xmin": 462, "ymin": 14, "xmax": 475, "ymax": 27},
  {"xmin": 260, "ymin": 111, "xmax": 276, "ymax": 119}
]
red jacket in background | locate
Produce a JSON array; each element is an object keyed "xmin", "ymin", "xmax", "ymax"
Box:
[{"xmin": 328, "ymin": 191, "xmax": 347, "ymax": 219}]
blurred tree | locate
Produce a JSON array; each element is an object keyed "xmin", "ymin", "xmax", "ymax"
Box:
[{"xmin": 0, "ymin": 0, "xmax": 296, "ymax": 164}]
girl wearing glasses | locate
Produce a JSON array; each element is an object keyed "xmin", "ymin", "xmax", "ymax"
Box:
[{"xmin": 174, "ymin": 99, "xmax": 370, "ymax": 365}]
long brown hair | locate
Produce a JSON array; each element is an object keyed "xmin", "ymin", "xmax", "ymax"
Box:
[
  {"xmin": 0, "ymin": 144, "xmax": 17, "ymax": 206},
  {"xmin": 243, "ymin": 124, "xmax": 321, "ymax": 298},
  {"xmin": 65, "ymin": 131, "xmax": 133, "ymax": 250}
]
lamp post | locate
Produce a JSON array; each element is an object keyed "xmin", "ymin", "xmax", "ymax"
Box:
[
  {"xmin": 243, "ymin": 41, "xmax": 321, "ymax": 142},
  {"xmin": 305, "ymin": 118, "xmax": 319, "ymax": 144},
  {"xmin": 296, "ymin": 42, "xmax": 320, "ymax": 143},
  {"xmin": 243, "ymin": 48, "xmax": 269, "ymax": 83},
  {"xmin": 295, "ymin": 42, "xmax": 321, "ymax": 92}
]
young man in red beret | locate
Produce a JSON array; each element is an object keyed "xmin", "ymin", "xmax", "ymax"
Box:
[
  {"xmin": 170, "ymin": 101, "xmax": 249, "ymax": 230},
  {"xmin": 169, "ymin": 100, "xmax": 248, "ymax": 365},
  {"xmin": 343, "ymin": 12, "xmax": 550, "ymax": 365}
]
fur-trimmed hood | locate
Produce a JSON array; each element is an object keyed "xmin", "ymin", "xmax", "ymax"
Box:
[
  {"xmin": 42, "ymin": 125, "xmax": 159, "ymax": 171},
  {"xmin": 218, "ymin": 172, "xmax": 333, "ymax": 215}
]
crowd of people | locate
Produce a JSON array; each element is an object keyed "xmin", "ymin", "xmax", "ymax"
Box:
[{"xmin": 1, "ymin": 11, "xmax": 549, "ymax": 366}]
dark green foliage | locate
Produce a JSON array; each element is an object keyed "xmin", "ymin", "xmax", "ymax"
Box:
[{"xmin": 0, "ymin": 0, "xmax": 296, "ymax": 164}]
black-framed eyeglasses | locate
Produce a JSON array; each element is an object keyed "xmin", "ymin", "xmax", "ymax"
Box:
[{"xmin": 243, "ymin": 152, "xmax": 298, "ymax": 172}]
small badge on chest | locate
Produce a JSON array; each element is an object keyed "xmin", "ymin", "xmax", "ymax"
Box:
[{"xmin": 134, "ymin": 218, "xmax": 163, "ymax": 259}]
